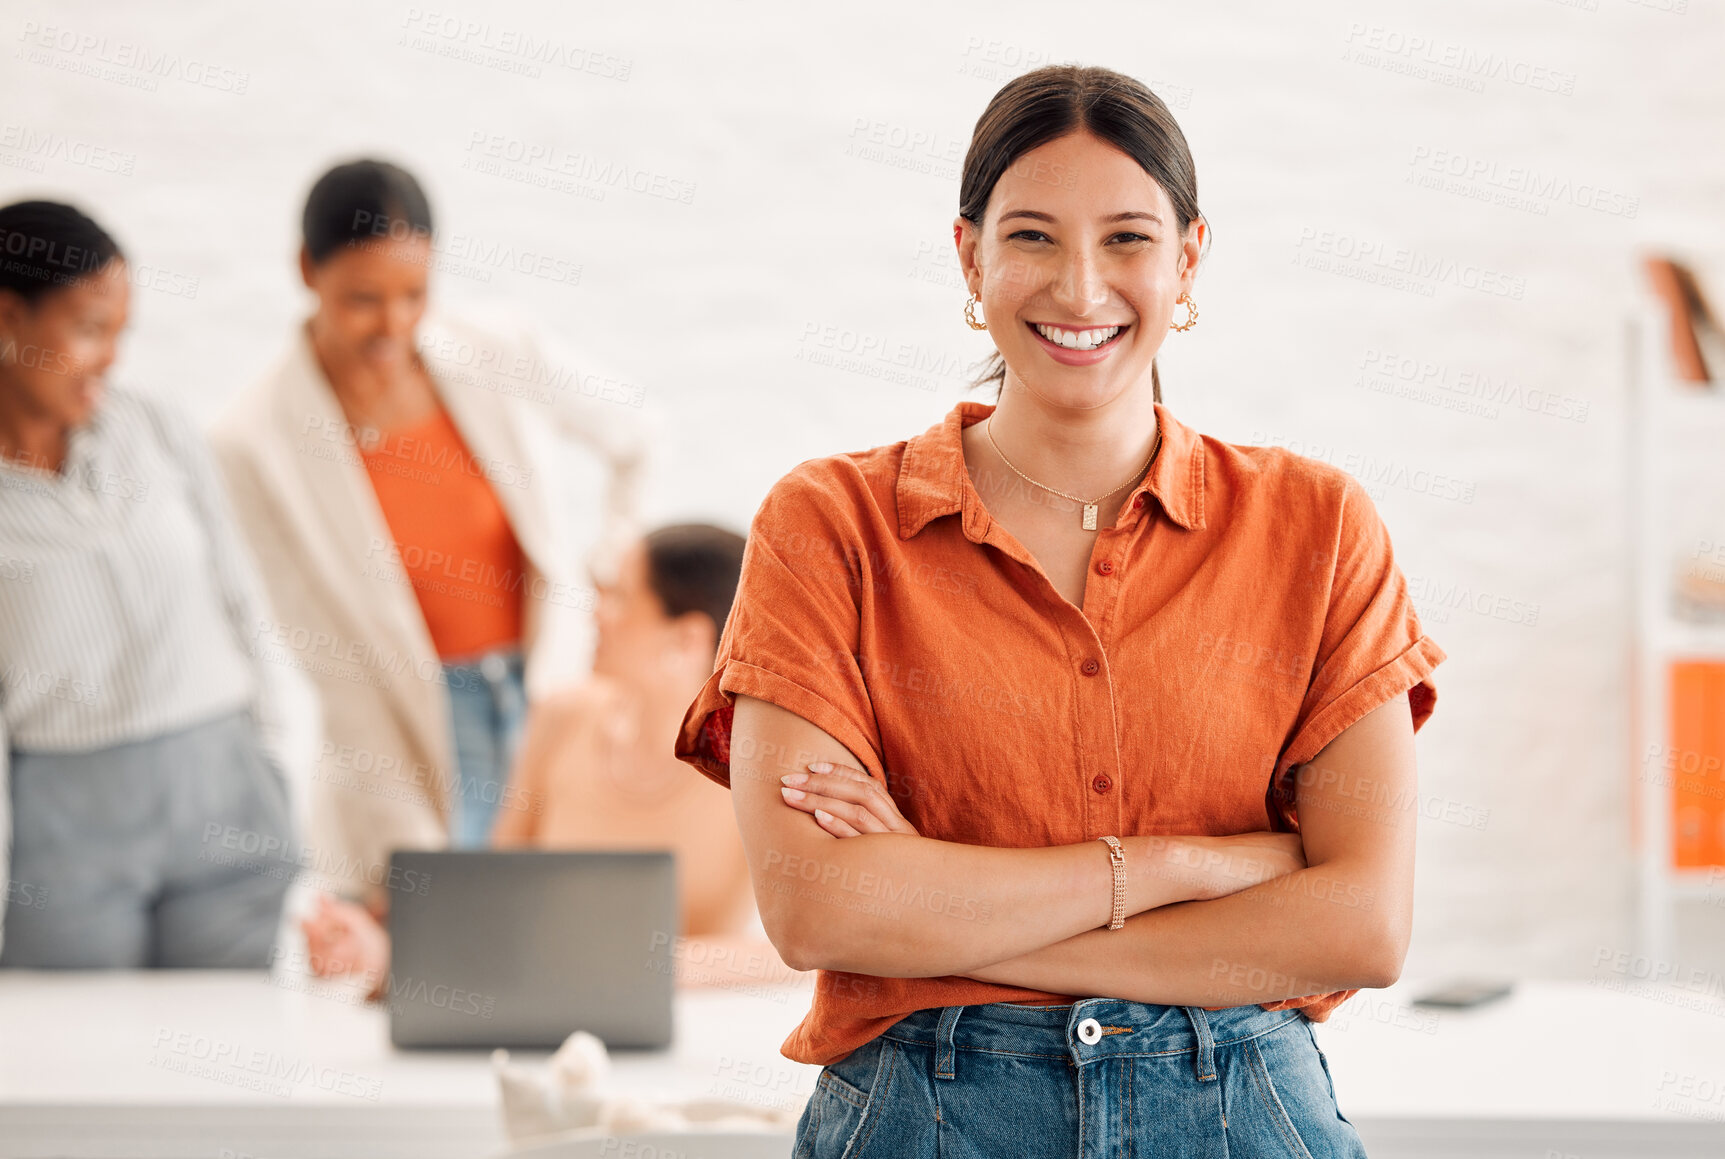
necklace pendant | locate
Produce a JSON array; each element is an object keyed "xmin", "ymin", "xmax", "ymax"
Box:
[{"xmin": 1082, "ymin": 503, "xmax": 1098, "ymax": 531}]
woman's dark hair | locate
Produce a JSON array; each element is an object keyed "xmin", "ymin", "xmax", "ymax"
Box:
[
  {"xmin": 301, "ymin": 159, "xmax": 433, "ymax": 264},
  {"xmin": 0, "ymin": 200, "xmax": 125, "ymax": 303},
  {"xmin": 643, "ymin": 523, "xmax": 747, "ymax": 654},
  {"xmin": 958, "ymin": 65, "xmax": 1205, "ymax": 405}
]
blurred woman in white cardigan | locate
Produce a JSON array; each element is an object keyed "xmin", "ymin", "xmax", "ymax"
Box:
[{"xmin": 212, "ymin": 160, "xmax": 657, "ymax": 919}]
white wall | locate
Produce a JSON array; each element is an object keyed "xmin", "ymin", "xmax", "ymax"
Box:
[{"xmin": 5, "ymin": 0, "xmax": 1723, "ymax": 982}]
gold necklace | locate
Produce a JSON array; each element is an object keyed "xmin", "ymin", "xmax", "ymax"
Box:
[{"xmin": 983, "ymin": 416, "xmax": 1162, "ymax": 531}]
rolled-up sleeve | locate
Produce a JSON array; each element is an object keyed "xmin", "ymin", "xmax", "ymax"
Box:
[
  {"xmin": 674, "ymin": 462, "xmax": 885, "ymax": 790},
  {"xmin": 1268, "ymin": 474, "xmax": 1447, "ymax": 830}
]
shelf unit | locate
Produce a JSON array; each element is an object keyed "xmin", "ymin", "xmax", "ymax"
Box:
[{"xmin": 1629, "ymin": 300, "xmax": 1725, "ymax": 964}]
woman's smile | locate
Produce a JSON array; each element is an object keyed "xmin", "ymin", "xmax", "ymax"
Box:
[{"xmin": 1027, "ymin": 319, "xmax": 1132, "ymax": 365}]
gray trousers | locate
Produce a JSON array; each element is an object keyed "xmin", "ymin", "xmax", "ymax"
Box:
[{"xmin": 1, "ymin": 708, "xmax": 298, "ymax": 968}]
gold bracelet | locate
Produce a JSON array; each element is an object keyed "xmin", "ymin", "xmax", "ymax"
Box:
[{"xmin": 1098, "ymin": 836, "xmax": 1127, "ymax": 930}]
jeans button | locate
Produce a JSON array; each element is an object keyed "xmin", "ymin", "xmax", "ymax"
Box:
[{"xmin": 1077, "ymin": 1017, "xmax": 1102, "ymax": 1045}]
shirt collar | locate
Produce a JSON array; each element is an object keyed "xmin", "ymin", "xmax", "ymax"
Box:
[{"xmin": 896, "ymin": 398, "xmax": 1206, "ymax": 540}]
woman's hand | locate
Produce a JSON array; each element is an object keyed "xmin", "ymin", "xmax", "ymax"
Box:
[
  {"xmin": 778, "ymin": 760, "xmax": 921, "ymax": 838},
  {"xmin": 1177, "ymin": 832, "xmax": 1307, "ymax": 901},
  {"xmin": 300, "ymin": 893, "xmax": 391, "ymax": 999}
]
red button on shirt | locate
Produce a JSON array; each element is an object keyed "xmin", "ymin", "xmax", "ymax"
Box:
[
  {"xmin": 1133, "ymin": 494, "xmax": 1147, "ymax": 508},
  {"xmin": 1092, "ymin": 774, "xmax": 1112, "ymax": 793},
  {"xmin": 1081, "ymin": 659, "xmax": 1100, "ymax": 676},
  {"xmin": 1096, "ymin": 560, "xmax": 1114, "ymax": 576}
]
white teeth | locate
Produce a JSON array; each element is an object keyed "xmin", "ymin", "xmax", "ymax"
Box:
[{"xmin": 1035, "ymin": 323, "xmax": 1122, "ymax": 351}]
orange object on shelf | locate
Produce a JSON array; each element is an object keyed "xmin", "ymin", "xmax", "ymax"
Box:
[
  {"xmin": 1669, "ymin": 661, "xmax": 1725, "ymax": 868},
  {"xmin": 1642, "ymin": 256, "xmax": 1716, "ymax": 384}
]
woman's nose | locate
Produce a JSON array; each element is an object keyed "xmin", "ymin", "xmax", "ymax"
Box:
[
  {"xmin": 384, "ymin": 298, "xmax": 419, "ymax": 340},
  {"xmin": 1050, "ymin": 249, "xmax": 1109, "ymax": 314}
]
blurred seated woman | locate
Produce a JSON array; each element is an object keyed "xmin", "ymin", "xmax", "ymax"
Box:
[
  {"xmin": 301, "ymin": 523, "xmax": 789, "ymax": 991},
  {"xmin": 0, "ymin": 200, "xmax": 303, "ymax": 968}
]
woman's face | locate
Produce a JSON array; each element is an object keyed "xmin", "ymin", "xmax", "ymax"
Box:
[
  {"xmin": 300, "ymin": 235, "xmax": 431, "ymax": 373},
  {"xmin": 0, "ymin": 260, "xmax": 131, "ymax": 431},
  {"xmin": 592, "ymin": 539, "xmax": 682, "ymax": 683},
  {"xmin": 955, "ymin": 130, "xmax": 1204, "ymax": 410}
]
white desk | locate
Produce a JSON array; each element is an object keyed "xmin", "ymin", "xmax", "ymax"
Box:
[
  {"xmin": 1315, "ymin": 977, "xmax": 1725, "ymax": 1157},
  {"xmin": 0, "ymin": 969, "xmax": 821, "ymax": 1159},
  {"xmin": 3, "ymin": 973, "xmax": 1725, "ymax": 1158}
]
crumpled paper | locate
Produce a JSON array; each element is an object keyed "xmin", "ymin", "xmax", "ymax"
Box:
[{"xmin": 492, "ymin": 1030, "xmax": 808, "ymax": 1144}]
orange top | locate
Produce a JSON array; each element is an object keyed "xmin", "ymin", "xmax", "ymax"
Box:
[
  {"xmin": 360, "ymin": 403, "xmax": 526, "ymax": 660},
  {"xmin": 673, "ymin": 398, "xmax": 1446, "ymax": 1066}
]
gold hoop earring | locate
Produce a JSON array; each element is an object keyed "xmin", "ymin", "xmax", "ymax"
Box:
[
  {"xmin": 1169, "ymin": 294, "xmax": 1198, "ymax": 332},
  {"xmin": 964, "ymin": 293, "xmax": 988, "ymax": 331}
]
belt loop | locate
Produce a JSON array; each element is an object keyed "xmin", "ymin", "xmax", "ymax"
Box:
[
  {"xmin": 1181, "ymin": 1006, "xmax": 1217, "ymax": 1082},
  {"xmin": 934, "ymin": 1006, "xmax": 964, "ymax": 1081}
]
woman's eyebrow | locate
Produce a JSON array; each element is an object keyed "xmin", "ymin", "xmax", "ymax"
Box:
[
  {"xmin": 997, "ymin": 209, "xmax": 1164, "ymax": 226},
  {"xmin": 999, "ymin": 209, "xmax": 1056, "ymax": 224}
]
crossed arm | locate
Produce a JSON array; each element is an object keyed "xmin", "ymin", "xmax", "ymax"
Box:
[{"xmin": 727, "ymin": 692, "xmax": 1418, "ymax": 1006}]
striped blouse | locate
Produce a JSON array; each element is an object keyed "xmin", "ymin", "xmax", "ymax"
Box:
[{"xmin": 0, "ymin": 385, "xmax": 276, "ymax": 755}]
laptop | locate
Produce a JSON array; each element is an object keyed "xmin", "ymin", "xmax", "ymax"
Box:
[{"xmin": 385, "ymin": 849, "xmax": 677, "ymax": 1050}]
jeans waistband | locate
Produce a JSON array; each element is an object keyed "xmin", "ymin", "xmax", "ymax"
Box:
[
  {"xmin": 442, "ymin": 646, "xmax": 524, "ymax": 688},
  {"xmin": 880, "ymin": 1000, "xmax": 1305, "ymax": 1083}
]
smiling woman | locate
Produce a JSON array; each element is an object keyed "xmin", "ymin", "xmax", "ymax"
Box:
[
  {"xmin": 211, "ymin": 159, "xmax": 654, "ymax": 930},
  {"xmin": 674, "ymin": 64, "xmax": 1444, "ymax": 1157},
  {"xmin": 0, "ymin": 200, "xmax": 304, "ymax": 970},
  {"xmin": 959, "ymin": 67, "xmax": 1207, "ymax": 406}
]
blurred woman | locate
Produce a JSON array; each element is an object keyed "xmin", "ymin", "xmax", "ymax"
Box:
[
  {"xmin": 213, "ymin": 160, "xmax": 654, "ymax": 917},
  {"xmin": 493, "ymin": 524, "xmax": 758, "ymax": 941},
  {"xmin": 0, "ymin": 200, "xmax": 305, "ymax": 967},
  {"xmin": 300, "ymin": 523, "xmax": 790, "ymax": 995}
]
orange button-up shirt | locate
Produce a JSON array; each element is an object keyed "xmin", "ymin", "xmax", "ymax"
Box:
[{"xmin": 674, "ymin": 398, "xmax": 1445, "ymax": 1066}]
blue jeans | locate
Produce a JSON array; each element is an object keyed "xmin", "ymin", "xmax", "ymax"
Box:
[
  {"xmin": 442, "ymin": 647, "xmax": 527, "ymax": 848},
  {"xmin": 794, "ymin": 999, "xmax": 1367, "ymax": 1158}
]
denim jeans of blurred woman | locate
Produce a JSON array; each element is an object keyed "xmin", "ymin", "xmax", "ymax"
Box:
[
  {"xmin": 443, "ymin": 646, "xmax": 527, "ymax": 847},
  {"xmin": 793, "ymin": 998, "xmax": 1367, "ymax": 1159}
]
